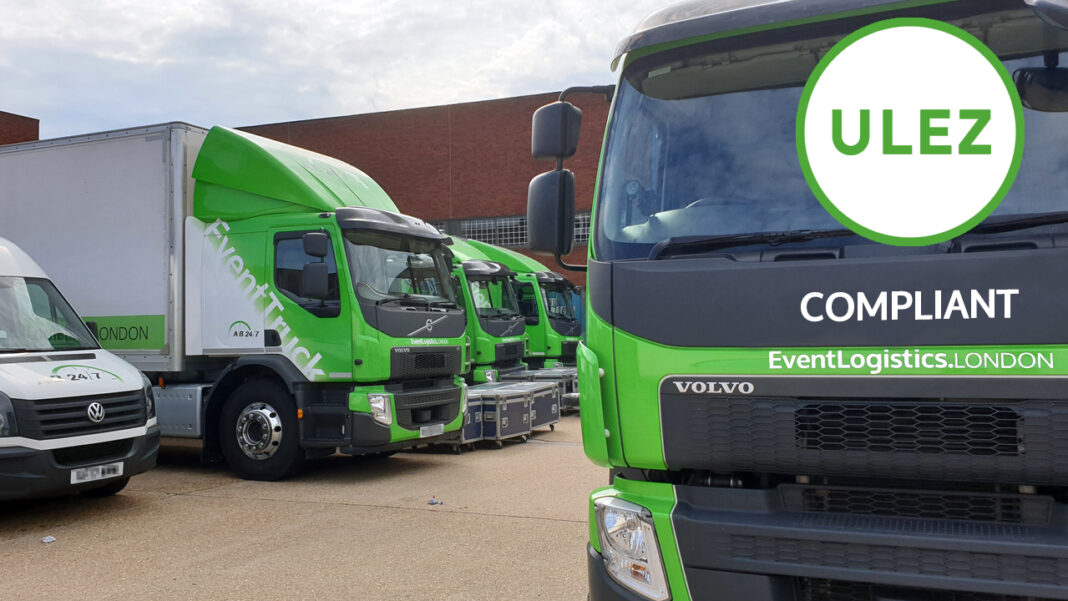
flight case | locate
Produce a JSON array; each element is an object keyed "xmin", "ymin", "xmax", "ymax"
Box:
[{"xmin": 468, "ymin": 382, "xmax": 531, "ymax": 448}]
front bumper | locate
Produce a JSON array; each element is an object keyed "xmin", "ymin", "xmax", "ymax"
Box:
[
  {"xmin": 0, "ymin": 426, "xmax": 160, "ymax": 500},
  {"xmin": 673, "ymin": 485, "xmax": 1068, "ymax": 600},
  {"xmin": 588, "ymin": 543, "xmax": 650, "ymax": 601}
]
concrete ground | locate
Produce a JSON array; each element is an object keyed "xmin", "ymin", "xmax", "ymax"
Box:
[{"xmin": 0, "ymin": 413, "xmax": 605, "ymax": 601}]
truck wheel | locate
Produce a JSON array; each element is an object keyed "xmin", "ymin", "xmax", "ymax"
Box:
[
  {"xmin": 219, "ymin": 380, "xmax": 304, "ymax": 481},
  {"xmin": 80, "ymin": 477, "xmax": 130, "ymax": 498}
]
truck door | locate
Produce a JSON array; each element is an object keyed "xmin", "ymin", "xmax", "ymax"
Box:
[{"xmin": 269, "ymin": 230, "xmax": 352, "ymax": 382}]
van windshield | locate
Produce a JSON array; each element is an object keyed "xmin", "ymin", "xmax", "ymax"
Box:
[{"xmin": 0, "ymin": 277, "xmax": 98, "ymax": 352}]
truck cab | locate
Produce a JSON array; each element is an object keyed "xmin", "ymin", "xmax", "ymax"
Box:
[
  {"xmin": 528, "ymin": 1, "xmax": 1068, "ymax": 600},
  {"xmin": 447, "ymin": 237, "xmax": 526, "ymax": 383},
  {"xmin": 0, "ymin": 237, "xmax": 158, "ymax": 499},
  {"xmin": 0, "ymin": 123, "xmax": 467, "ymax": 481},
  {"xmin": 464, "ymin": 240, "xmax": 581, "ymax": 368}
]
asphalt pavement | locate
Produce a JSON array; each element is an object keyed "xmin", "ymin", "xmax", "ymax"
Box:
[{"xmin": 0, "ymin": 413, "xmax": 605, "ymax": 601}]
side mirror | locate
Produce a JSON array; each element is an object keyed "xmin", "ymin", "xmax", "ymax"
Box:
[
  {"xmin": 524, "ymin": 316, "xmax": 539, "ymax": 326},
  {"xmin": 301, "ymin": 262, "xmax": 329, "ymax": 299},
  {"xmin": 527, "ymin": 170, "xmax": 575, "ymax": 256},
  {"xmin": 84, "ymin": 320, "xmax": 99, "ymax": 339},
  {"xmin": 532, "ymin": 102, "xmax": 582, "ymax": 160},
  {"xmin": 303, "ymin": 232, "xmax": 330, "ymax": 259},
  {"xmin": 1016, "ymin": 67, "xmax": 1068, "ymax": 111}
]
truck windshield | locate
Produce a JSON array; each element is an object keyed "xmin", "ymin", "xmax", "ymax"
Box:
[
  {"xmin": 596, "ymin": 28, "xmax": 1068, "ymax": 260},
  {"xmin": 540, "ymin": 284, "xmax": 577, "ymax": 321},
  {"xmin": 0, "ymin": 276, "xmax": 98, "ymax": 352},
  {"xmin": 343, "ymin": 231, "xmax": 457, "ymax": 307},
  {"xmin": 468, "ymin": 277, "xmax": 521, "ymax": 320}
]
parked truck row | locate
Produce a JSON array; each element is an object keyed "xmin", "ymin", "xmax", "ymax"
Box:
[{"xmin": 0, "ymin": 122, "xmax": 580, "ymax": 496}]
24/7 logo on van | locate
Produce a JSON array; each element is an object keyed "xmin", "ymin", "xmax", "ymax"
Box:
[
  {"xmin": 228, "ymin": 320, "xmax": 260, "ymax": 339},
  {"xmin": 52, "ymin": 365, "xmax": 123, "ymax": 383}
]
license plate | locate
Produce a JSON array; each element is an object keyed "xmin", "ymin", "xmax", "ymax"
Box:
[
  {"xmin": 419, "ymin": 423, "xmax": 445, "ymax": 438},
  {"xmin": 71, "ymin": 461, "xmax": 124, "ymax": 484}
]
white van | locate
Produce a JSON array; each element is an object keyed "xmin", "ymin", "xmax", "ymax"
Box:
[{"xmin": 0, "ymin": 237, "xmax": 158, "ymax": 499}]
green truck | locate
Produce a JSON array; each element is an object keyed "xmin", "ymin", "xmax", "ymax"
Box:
[
  {"xmin": 527, "ymin": 1, "xmax": 1068, "ymax": 600},
  {"xmin": 447, "ymin": 237, "xmax": 527, "ymax": 383},
  {"xmin": 464, "ymin": 240, "xmax": 581, "ymax": 369},
  {"xmin": 0, "ymin": 123, "xmax": 467, "ymax": 481}
]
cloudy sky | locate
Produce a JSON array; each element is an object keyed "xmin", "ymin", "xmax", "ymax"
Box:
[{"xmin": 0, "ymin": 1, "xmax": 667, "ymax": 139}]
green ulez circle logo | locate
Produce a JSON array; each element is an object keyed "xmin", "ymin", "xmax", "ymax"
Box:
[{"xmin": 797, "ymin": 18, "xmax": 1024, "ymax": 246}]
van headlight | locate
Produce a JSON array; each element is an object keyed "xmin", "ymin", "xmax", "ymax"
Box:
[
  {"xmin": 0, "ymin": 392, "xmax": 17, "ymax": 437},
  {"xmin": 368, "ymin": 393, "xmax": 393, "ymax": 426},
  {"xmin": 595, "ymin": 497, "xmax": 670, "ymax": 601},
  {"xmin": 141, "ymin": 374, "xmax": 156, "ymax": 419}
]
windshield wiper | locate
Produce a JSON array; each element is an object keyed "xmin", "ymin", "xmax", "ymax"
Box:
[
  {"xmin": 648, "ymin": 228, "xmax": 857, "ymax": 260},
  {"xmin": 966, "ymin": 211, "xmax": 1068, "ymax": 236},
  {"xmin": 500, "ymin": 319, "xmax": 523, "ymax": 336}
]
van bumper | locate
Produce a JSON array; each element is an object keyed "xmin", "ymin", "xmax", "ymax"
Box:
[{"xmin": 0, "ymin": 426, "xmax": 160, "ymax": 500}]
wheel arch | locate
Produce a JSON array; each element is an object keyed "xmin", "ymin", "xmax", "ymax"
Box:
[{"xmin": 202, "ymin": 355, "xmax": 308, "ymax": 462}]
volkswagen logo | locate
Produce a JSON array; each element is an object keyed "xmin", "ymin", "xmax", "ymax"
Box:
[{"xmin": 87, "ymin": 402, "xmax": 106, "ymax": 424}]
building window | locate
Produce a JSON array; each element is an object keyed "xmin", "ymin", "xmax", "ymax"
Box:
[{"xmin": 433, "ymin": 212, "xmax": 591, "ymax": 248}]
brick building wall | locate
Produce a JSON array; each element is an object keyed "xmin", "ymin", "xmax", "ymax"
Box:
[
  {"xmin": 0, "ymin": 112, "xmax": 39, "ymax": 145},
  {"xmin": 241, "ymin": 91, "xmax": 610, "ymax": 285}
]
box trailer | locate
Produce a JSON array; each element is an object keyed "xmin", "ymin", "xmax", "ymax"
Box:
[{"xmin": 0, "ymin": 123, "xmax": 468, "ymax": 480}]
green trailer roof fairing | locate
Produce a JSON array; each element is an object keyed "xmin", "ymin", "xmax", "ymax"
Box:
[{"xmin": 192, "ymin": 126, "xmax": 398, "ymax": 221}]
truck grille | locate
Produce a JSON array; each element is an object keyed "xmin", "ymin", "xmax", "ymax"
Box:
[
  {"xmin": 659, "ymin": 394, "xmax": 1068, "ymax": 485},
  {"xmin": 392, "ymin": 386, "xmax": 462, "ymax": 429},
  {"xmin": 795, "ymin": 403, "xmax": 1021, "ymax": 456},
  {"xmin": 560, "ymin": 340, "xmax": 577, "ymax": 362},
  {"xmin": 494, "ymin": 341, "xmax": 524, "ymax": 364},
  {"xmin": 52, "ymin": 439, "xmax": 133, "ymax": 467},
  {"xmin": 782, "ymin": 485, "xmax": 1051, "ymax": 526},
  {"xmin": 12, "ymin": 389, "xmax": 146, "ymax": 439},
  {"xmin": 389, "ymin": 346, "xmax": 462, "ymax": 379},
  {"xmin": 798, "ymin": 578, "xmax": 1056, "ymax": 601},
  {"xmin": 728, "ymin": 534, "xmax": 1068, "ymax": 586}
]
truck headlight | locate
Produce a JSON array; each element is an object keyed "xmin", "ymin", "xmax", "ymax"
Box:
[
  {"xmin": 485, "ymin": 369, "xmax": 498, "ymax": 383},
  {"xmin": 141, "ymin": 374, "xmax": 156, "ymax": 419},
  {"xmin": 368, "ymin": 393, "xmax": 393, "ymax": 426},
  {"xmin": 595, "ymin": 497, "xmax": 670, "ymax": 601},
  {"xmin": 0, "ymin": 391, "xmax": 17, "ymax": 437}
]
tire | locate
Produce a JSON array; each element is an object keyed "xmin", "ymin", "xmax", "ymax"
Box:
[
  {"xmin": 80, "ymin": 477, "xmax": 129, "ymax": 498},
  {"xmin": 219, "ymin": 379, "xmax": 304, "ymax": 481}
]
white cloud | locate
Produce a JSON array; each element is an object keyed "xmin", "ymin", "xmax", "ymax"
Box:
[{"xmin": 0, "ymin": 0, "xmax": 665, "ymax": 137}]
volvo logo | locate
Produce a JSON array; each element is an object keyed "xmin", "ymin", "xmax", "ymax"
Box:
[
  {"xmin": 87, "ymin": 402, "xmax": 106, "ymax": 424},
  {"xmin": 672, "ymin": 381, "xmax": 755, "ymax": 395},
  {"xmin": 407, "ymin": 315, "xmax": 448, "ymax": 336}
]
